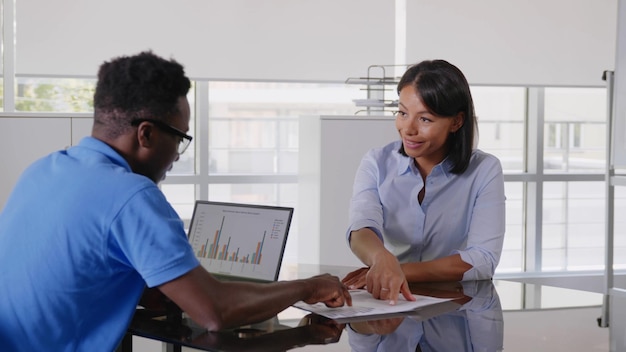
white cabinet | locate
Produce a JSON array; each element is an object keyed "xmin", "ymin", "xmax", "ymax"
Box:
[
  {"xmin": 0, "ymin": 115, "xmax": 92, "ymax": 210},
  {"xmin": 298, "ymin": 115, "xmax": 397, "ymax": 266},
  {"xmin": 71, "ymin": 117, "xmax": 94, "ymax": 145}
]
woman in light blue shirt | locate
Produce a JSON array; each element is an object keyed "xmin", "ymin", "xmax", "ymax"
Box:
[{"xmin": 342, "ymin": 60, "xmax": 506, "ymax": 305}]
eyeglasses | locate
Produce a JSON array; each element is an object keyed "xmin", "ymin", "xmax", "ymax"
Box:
[{"xmin": 131, "ymin": 118, "xmax": 193, "ymax": 155}]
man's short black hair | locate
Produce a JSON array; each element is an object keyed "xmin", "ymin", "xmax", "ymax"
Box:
[{"xmin": 93, "ymin": 51, "xmax": 191, "ymax": 138}]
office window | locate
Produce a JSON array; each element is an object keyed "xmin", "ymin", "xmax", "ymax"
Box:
[
  {"xmin": 168, "ymin": 84, "xmax": 197, "ymax": 176},
  {"xmin": 471, "ymin": 86, "xmax": 526, "ymax": 172},
  {"xmin": 499, "ymin": 182, "xmax": 524, "ymax": 272},
  {"xmin": 544, "ymin": 88, "xmax": 606, "ymax": 173},
  {"xmin": 542, "ymin": 181, "xmax": 606, "ymax": 270},
  {"xmin": 2, "ymin": 74, "xmax": 616, "ymax": 274},
  {"xmin": 613, "ymin": 186, "xmax": 626, "ymax": 270},
  {"xmin": 205, "ymin": 81, "xmax": 360, "ymax": 188},
  {"xmin": 160, "ymin": 184, "xmax": 197, "ymax": 222},
  {"xmin": 570, "ymin": 123, "xmax": 582, "ymax": 148},
  {"xmin": 14, "ymin": 77, "xmax": 96, "ymax": 112},
  {"xmin": 207, "ymin": 81, "xmax": 360, "ymax": 176},
  {"xmin": 208, "ymin": 117, "xmax": 297, "ymax": 174},
  {"xmin": 546, "ymin": 123, "xmax": 561, "ymax": 149}
]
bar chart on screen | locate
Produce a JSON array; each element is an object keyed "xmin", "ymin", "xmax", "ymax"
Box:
[
  {"xmin": 194, "ymin": 216, "xmax": 267, "ymax": 265},
  {"xmin": 187, "ymin": 202, "xmax": 292, "ymax": 281}
]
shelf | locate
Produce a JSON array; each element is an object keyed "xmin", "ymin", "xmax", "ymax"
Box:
[
  {"xmin": 345, "ymin": 77, "xmax": 399, "ymax": 86},
  {"xmin": 352, "ymin": 99, "xmax": 398, "ymax": 108},
  {"xmin": 345, "ymin": 64, "xmax": 407, "ymax": 114}
]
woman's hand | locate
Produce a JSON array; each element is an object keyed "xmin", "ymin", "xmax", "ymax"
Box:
[
  {"xmin": 342, "ymin": 252, "xmax": 414, "ymax": 305},
  {"xmin": 366, "ymin": 251, "xmax": 414, "ymax": 304},
  {"xmin": 346, "ymin": 228, "xmax": 414, "ymax": 304},
  {"xmin": 341, "ymin": 267, "xmax": 369, "ymax": 289},
  {"xmin": 349, "ymin": 317, "xmax": 405, "ymax": 335}
]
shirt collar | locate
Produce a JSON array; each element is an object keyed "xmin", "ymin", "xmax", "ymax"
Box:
[
  {"xmin": 434, "ymin": 157, "xmax": 454, "ymax": 178},
  {"xmin": 396, "ymin": 149, "xmax": 414, "ymax": 176},
  {"xmin": 77, "ymin": 136, "xmax": 133, "ymax": 172},
  {"xmin": 396, "ymin": 151, "xmax": 454, "ymax": 179}
]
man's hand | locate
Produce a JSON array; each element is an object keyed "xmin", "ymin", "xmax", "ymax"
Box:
[{"xmin": 302, "ymin": 274, "xmax": 352, "ymax": 308}]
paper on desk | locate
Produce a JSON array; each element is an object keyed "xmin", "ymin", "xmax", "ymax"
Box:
[{"xmin": 293, "ymin": 289, "xmax": 454, "ymax": 320}]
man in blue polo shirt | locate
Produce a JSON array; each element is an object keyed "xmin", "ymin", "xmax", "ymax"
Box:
[{"xmin": 0, "ymin": 51, "xmax": 351, "ymax": 351}]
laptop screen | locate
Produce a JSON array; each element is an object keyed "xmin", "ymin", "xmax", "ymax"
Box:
[{"xmin": 187, "ymin": 201, "xmax": 294, "ymax": 282}]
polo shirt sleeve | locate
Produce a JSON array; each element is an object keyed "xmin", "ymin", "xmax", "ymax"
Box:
[{"xmin": 108, "ymin": 186, "xmax": 199, "ymax": 288}]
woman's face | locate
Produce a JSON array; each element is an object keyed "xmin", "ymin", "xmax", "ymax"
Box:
[{"xmin": 395, "ymin": 85, "xmax": 463, "ymax": 169}]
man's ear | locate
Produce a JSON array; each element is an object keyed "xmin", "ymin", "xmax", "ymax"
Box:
[
  {"xmin": 451, "ymin": 112, "xmax": 465, "ymax": 133},
  {"xmin": 136, "ymin": 121, "xmax": 154, "ymax": 148}
]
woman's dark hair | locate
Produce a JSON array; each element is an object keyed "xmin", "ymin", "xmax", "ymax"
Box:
[
  {"xmin": 93, "ymin": 51, "xmax": 191, "ymax": 138},
  {"xmin": 396, "ymin": 59, "xmax": 476, "ymax": 174}
]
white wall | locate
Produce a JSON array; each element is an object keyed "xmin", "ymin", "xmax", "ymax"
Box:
[
  {"xmin": 406, "ymin": 0, "xmax": 617, "ymax": 86},
  {"xmin": 15, "ymin": 0, "xmax": 618, "ymax": 85},
  {"xmin": 16, "ymin": 0, "xmax": 395, "ymax": 81},
  {"xmin": 0, "ymin": 115, "xmax": 92, "ymax": 210}
]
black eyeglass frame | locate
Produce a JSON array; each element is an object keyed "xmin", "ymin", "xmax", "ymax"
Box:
[{"xmin": 131, "ymin": 118, "xmax": 193, "ymax": 154}]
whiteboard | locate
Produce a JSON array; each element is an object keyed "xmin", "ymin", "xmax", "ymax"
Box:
[{"xmin": 612, "ymin": 0, "xmax": 626, "ymax": 167}]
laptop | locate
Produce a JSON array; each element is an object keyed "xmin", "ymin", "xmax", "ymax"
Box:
[{"xmin": 187, "ymin": 200, "xmax": 294, "ymax": 283}]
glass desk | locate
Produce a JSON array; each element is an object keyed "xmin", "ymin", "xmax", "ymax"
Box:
[{"xmin": 120, "ymin": 265, "xmax": 608, "ymax": 352}]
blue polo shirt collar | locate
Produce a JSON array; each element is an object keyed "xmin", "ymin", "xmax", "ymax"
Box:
[{"xmin": 77, "ymin": 136, "xmax": 133, "ymax": 172}]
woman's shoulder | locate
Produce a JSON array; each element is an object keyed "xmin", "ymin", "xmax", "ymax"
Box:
[
  {"xmin": 468, "ymin": 149, "xmax": 503, "ymax": 172},
  {"xmin": 360, "ymin": 140, "xmax": 407, "ymax": 172},
  {"xmin": 471, "ymin": 149, "xmax": 501, "ymax": 163},
  {"xmin": 367, "ymin": 140, "xmax": 402, "ymax": 156}
]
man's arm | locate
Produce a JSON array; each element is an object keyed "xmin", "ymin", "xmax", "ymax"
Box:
[{"xmin": 158, "ymin": 266, "xmax": 351, "ymax": 331}]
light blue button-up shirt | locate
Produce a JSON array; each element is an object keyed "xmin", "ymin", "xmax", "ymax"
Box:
[{"xmin": 347, "ymin": 140, "xmax": 505, "ymax": 280}]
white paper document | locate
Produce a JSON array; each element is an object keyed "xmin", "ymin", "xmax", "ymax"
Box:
[{"xmin": 293, "ymin": 289, "xmax": 455, "ymax": 321}]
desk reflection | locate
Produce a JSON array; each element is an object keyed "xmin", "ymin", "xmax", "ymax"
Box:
[
  {"xmin": 189, "ymin": 315, "xmax": 344, "ymax": 352},
  {"xmin": 127, "ymin": 278, "xmax": 503, "ymax": 351},
  {"xmin": 346, "ymin": 280, "xmax": 503, "ymax": 352},
  {"xmin": 126, "ymin": 310, "xmax": 345, "ymax": 352}
]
